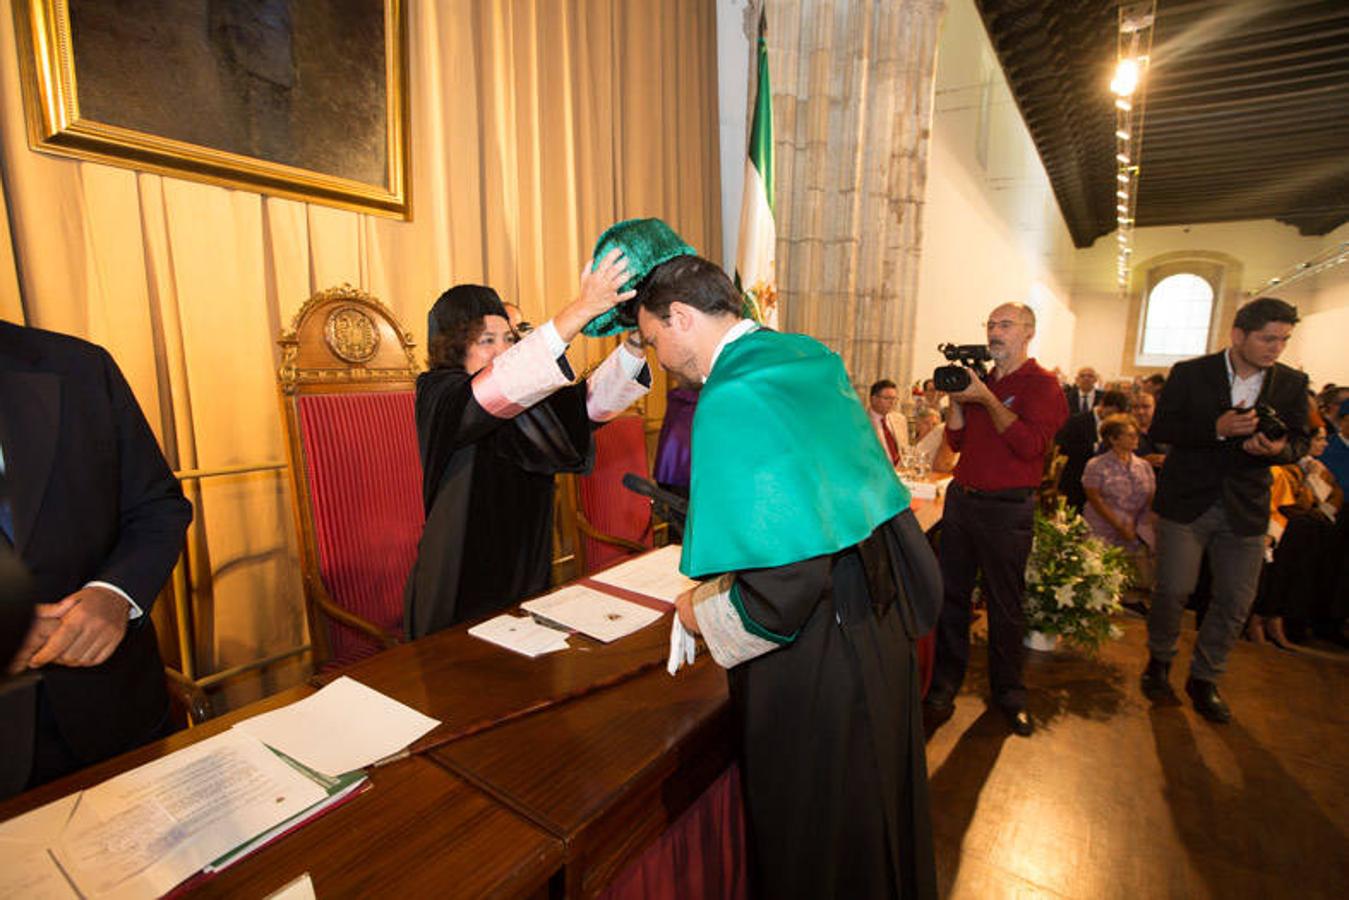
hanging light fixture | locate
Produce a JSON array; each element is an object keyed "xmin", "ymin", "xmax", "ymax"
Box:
[{"xmin": 1112, "ymin": 2, "xmax": 1156, "ymax": 301}]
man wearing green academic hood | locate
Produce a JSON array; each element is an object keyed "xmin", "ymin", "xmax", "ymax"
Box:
[{"xmin": 613, "ymin": 219, "xmax": 940, "ymax": 899}]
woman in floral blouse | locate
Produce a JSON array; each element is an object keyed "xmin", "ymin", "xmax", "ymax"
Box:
[{"xmin": 1082, "ymin": 415, "xmax": 1156, "ymax": 587}]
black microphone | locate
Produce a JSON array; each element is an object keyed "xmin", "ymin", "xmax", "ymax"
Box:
[{"xmin": 621, "ymin": 473, "xmax": 688, "ymax": 525}]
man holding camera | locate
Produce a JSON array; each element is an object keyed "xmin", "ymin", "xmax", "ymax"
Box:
[
  {"xmin": 1142, "ymin": 297, "xmax": 1309, "ymax": 723},
  {"xmin": 926, "ymin": 303, "xmax": 1068, "ymax": 736}
]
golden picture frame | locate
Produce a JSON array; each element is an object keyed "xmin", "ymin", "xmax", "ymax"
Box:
[{"xmin": 10, "ymin": 0, "xmax": 410, "ymax": 219}]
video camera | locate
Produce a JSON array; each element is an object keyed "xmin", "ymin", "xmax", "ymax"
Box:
[{"xmin": 933, "ymin": 343, "xmax": 992, "ymax": 392}]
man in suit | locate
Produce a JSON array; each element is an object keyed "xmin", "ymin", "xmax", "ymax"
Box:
[
  {"xmin": 867, "ymin": 379, "xmax": 909, "ymax": 466},
  {"xmin": 1, "ymin": 320, "xmax": 191, "ymax": 797},
  {"xmin": 1055, "ymin": 389, "xmax": 1129, "ymax": 511},
  {"xmin": 1064, "ymin": 366, "xmax": 1100, "ymax": 415},
  {"xmin": 1141, "ymin": 297, "xmax": 1309, "ymax": 723}
]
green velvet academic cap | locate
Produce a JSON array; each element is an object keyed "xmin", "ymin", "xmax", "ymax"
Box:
[{"xmin": 581, "ymin": 218, "xmax": 696, "ymax": 337}]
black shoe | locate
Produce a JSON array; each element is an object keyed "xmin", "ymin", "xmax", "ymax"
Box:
[
  {"xmin": 1122, "ymin": 599, "xmax": 1150, "ymax": 618},
  {"xmin": 1140, "ymin": 657, "xmax": 1172, "ymax": 699},
  {"xmin": 922, "ymin": 693, "xmax": 956, "ymax": 731},
  {"xmin": 1003, "ymin": 707, "xmax": 1034, "ymax": 737},
  {"xmin": 1185, "ymin": 677, "xmax": 1232, "ymax": 724}
]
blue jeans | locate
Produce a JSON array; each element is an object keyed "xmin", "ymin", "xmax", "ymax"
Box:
[{"xmin": 1148, "ymin": 502, "xmax": 1265, "ymax": 682}]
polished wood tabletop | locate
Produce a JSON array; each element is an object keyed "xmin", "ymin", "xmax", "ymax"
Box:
[
  {"xmin": 0, "ymin": 684, "xmax": 563, "ymax": 899},
  {"xmin": 328, "ymin": 601, "xmax": 674, "ymax": 753},
  {"xmin": 432, "ymin": 655, "xmax": 733, "ymax": 897}
]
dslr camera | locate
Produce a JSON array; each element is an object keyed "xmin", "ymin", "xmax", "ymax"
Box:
[
  {"xmin": 1252, "ymin": 403, "xmax": 1287, "ymax": 441},
  {"xmin": 933, "ymin": 343, "xmax": 992, "ymax": 392}
]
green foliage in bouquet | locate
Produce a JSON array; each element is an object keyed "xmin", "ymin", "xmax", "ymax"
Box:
[{"xmin": 1024, "ymin": 499, "xmax": 1132, "ymax": 651}]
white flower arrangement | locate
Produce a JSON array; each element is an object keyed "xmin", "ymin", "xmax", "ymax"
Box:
[{"xmin": 1024, "ymin": 499, "xmax": 1131, "ymax": 651}]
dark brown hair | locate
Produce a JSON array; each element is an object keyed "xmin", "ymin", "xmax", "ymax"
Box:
[{"xmin": 428, "ymin": 318, "xmax": 486, "ymax": 370}]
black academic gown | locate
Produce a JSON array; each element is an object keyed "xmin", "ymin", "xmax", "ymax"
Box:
[
  {"xmin": 403, "ymin": 362, "xmax": 593, "ymax": 637},
  {"xmin": 727, "ymin": 508, "xmax": 940, "ymax": 900}
]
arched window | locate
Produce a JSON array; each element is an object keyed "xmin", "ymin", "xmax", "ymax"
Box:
[{"xmin": 1136, "ymin": 272, "xmax": 1215, "ymax": 366}]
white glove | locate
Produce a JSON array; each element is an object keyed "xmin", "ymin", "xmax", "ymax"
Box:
[{"xmin": 667, "ymin": 613, "xmax": 697, "ymax": 675}]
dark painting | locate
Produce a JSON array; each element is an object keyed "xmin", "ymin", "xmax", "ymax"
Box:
[{"xmin": 12, "ymin": 0, "xmax": 408, "ymax": 216}]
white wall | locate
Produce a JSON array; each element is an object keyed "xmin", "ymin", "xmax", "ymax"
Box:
[
  {"xmin": 1284, "ymin": 221, "xmax": 1349, "ymax": 387},
  {"xmin": 911, "ymin": 0, "xmax": 1078, "ymax": 387}
]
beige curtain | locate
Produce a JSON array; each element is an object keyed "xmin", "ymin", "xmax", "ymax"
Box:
[
  {"xmin": 0, "ymin": 0, "xmax": 720, "ymax": 710},
  {"xmin": 768, "ymin": 0, "xmax": 944, "ymax": 392}
]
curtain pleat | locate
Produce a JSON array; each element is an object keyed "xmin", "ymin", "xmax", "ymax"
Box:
[{"xmin": 0, "ymin": 0, "xmax": 720, "ymax": 709}]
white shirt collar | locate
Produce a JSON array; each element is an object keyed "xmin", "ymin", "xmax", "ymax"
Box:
[
  {"xmin": 707, "ymin": 318, "xmax": 758, "ymax": 377},
  {"xmin": 1224, "ymin": 348, "xmax": 1265, "ymax": 406}
]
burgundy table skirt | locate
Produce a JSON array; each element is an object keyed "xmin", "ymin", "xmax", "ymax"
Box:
[{"xmin": 602, "ymin": 629, "xmax": 935, "ymax": 900}]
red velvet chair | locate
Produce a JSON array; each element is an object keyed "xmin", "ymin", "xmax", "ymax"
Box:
[
  {"xmin": 577, "ymin": 415, "xmax": 656, "ymax": 574},
  {"xmin": 277, "ymin": 286, "xmax": 424, "ymax": 670}
]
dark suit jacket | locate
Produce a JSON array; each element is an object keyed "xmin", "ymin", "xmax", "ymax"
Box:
[
  {"xmin": 0, "ymin": 321, "xmax": 191, "ymax": 780},
  {"xmin": 1064, "ymin": 385, "xmax": 1097, "ymax": 416},
  {"xmin": 1055, "ymin": 410, "xmax": 1100, "ymax": 510},
  {"xmin": 1151, "ymin": 350, "xmax": 1309, "ymax": 535}
]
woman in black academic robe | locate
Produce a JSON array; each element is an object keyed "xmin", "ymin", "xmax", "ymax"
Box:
[{"xmin": 404, "ymin": 255, "xmax": 648, "ymax": 636}]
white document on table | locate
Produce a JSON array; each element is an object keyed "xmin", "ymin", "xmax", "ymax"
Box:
[
  {"xmin": 587, "ymin": 544, "xmax": 699, "ymax": 604},
  {"xmin": 468, "ymin": 614, "xmax": 571, "ymax": 657},
  {"xmin": 901, "ymin": 475, "xmax": 952, "ymax": 500},
  {"xmin": 522, "ymin": 584, "xmax": 664, "ymax": 643},
  {"xmin": 233, "ymin": 676, "xmax": 439, "ymax": 780},
  {"xmin": 0, "ymin": 730, "xmax": 327, "ymax": 900}
]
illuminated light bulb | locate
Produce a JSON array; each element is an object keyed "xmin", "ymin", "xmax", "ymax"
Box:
[
  {"xmin": 1117, "ymin": 153, "xmax": 1130, "ymax": 164},
  {"xmin": 1117, "ymin": 173, "xmax": 1129, "ymax": 183},
  {"xmin": 1115, "ymin": 129, "xmax": 1131, "ymax": 140},
  {"xmin": 1111, "ymin": 58, "xmax": 1140, "ymax": 96},
  {"xmin": 1117, "ymin": 204, "xmax": 1129, "ymax": 213},
  {"xmin": 1116, "ymin": 98, "xmax": 1132, "ymax": 112},
  {"xmin": 1117, "ymin": 189, "xmax": 1129, "ymax": 199}
]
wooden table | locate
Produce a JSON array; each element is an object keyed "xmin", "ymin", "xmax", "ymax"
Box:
[
  {"xmin": 0, "ymin": 686, "xmax": 563, "ymax": 899},
  {"xmin": 1, "ymin": 488, "xmax": 945, "ymax": 898},
  {"xmin": 430, "ymin": 656, "xmax": 733, "ymax": 897}
]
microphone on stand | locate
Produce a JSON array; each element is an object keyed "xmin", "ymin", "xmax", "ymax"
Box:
[{"xmin": 621, "ymin": 473, "xmax": 688, "ymax": 527}]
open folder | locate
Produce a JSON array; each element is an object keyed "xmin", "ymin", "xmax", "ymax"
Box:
[{"xmin": 0, "ymin": 678, "xmax": 438, "ymax": 899}]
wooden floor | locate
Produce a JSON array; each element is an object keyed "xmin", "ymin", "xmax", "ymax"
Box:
[{"xmin": 924, "ymin": 613, "xmax": 1349, "ymax": 899}]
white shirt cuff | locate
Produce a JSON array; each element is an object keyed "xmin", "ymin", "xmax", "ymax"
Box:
[
  {"xmin": 537, "ymin": 319, "xmax": 568, "ymax": 359},
  {"xmin": 86, "ymin": 580, "xmax": 143, "ymax": 619},
  {"xmin": 617, "ymin": 341, "xmax": 647, "ymax": 378}
]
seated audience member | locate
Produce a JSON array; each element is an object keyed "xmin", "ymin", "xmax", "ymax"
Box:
[
  {"xmin": 919, "ymin": 378, "xmax": 946, "ymax": 420},
  {"xmin": 1131, "ymin": 391, "xmax": 1167, "ymax": 469},
  {"xmin": 404, "ymin": 250, "xmax": 650, "ymax": 637},
  {"xmin": 867, "ymin": 378, "xmax": 909, "ymax": 466},
  {"xmin": 1318, "ymin": 398, "xmax": 1349, "ymax": 489},
  {"xmin": 1141, "ymin": 372, "xmax": 1166, "ymax": 400},
  {"xmin": 1316, "ymin": 384, "xmax": 1349, "ymax": 428},
  {"xmin": 1252, "ymin": 431, "xmax": 1342, "ymax": 648},
  {"xmin": 1082, "ymin": 415, "xmax": 1156, "ymax": 592},
  {"xmin": 2, "ymin": 321, "xmax": 192, "ymax": 798},
  {"xmin": 912, "ymin": 407, "xmax": 958, "ymax": 474},
  {"xmin": 1056, "ymin": 389, "xmax": 1129, "ymax": 511},
  {"xmin": 502, "ymin": 301, "xmax": 533, "ymax": 335},
  {"xmin": 1065, "ymin": 366, "xmax": 1099, "ymax": 415}
]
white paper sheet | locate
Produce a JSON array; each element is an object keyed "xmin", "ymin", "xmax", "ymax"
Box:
[
  {"xmin": 233, "ymin": 676, "xmax": 440, "ymax": 779},
  {"xmin": 266, "ymin": 872, "xmax": 318, "ymax": 900},
  {"xmin": 468, "ymin": 614, "xmax": 571, "ymax": 658},
  {"xmin": 522, "ymin": 584, "xmax": 664, "ymax": 643},
  {"xmin": 901, "ymin": 475, "xmax": 952, "ymax": 501},
  {"xmin": 0, "ymin": 731, "xmax": 328, "ymax": 900},
  {"xmin": 588, "ymin": 544, "xmax": 699, "ymax": 603}
]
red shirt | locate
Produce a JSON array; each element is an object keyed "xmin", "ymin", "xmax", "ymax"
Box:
[{"xmin": 945, "ymin": 358, "xmax": 1068, "ymax": 491}]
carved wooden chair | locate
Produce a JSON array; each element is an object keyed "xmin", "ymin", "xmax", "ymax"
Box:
[
  {"xmin": 277, "ymin": 286, "xmax": 423, "ymax": 670},
  {"xmin": 576, "ymin": 415, "xmax": 656, "ymax": 574}
]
